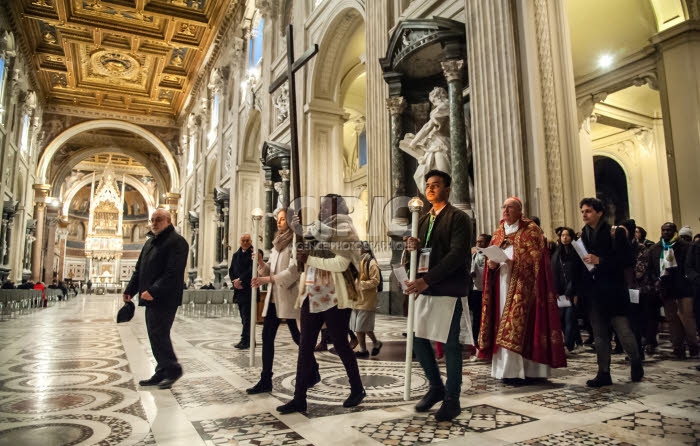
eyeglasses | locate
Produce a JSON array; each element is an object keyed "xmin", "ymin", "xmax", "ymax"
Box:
[{"xmin": 149, "ymin": 217, "xmax": 167, "ymax": 224}]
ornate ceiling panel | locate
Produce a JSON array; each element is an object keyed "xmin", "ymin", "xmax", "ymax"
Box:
[{"xmin": 9, "ymin": 0, "xmax": 239, "ymax": 120}]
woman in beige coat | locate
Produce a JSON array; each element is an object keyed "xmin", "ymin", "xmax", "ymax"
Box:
[
  {"xmin": 248, "ymin": 209, "xmax": 302, "ymax": 394},
  {"xmin": 351, "ymin": 242, "xmax": 383, "ymax": 357}
]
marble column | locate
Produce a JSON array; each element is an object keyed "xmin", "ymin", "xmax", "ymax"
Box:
[
  {"xmin": 43, "ymin": 212, "xmax": 59, "ymax": 283},
  {"xmin": 465, "ymin": 0, "xmax": 527, "ymax": 233},
  {"xmin": 263, "ymin": 172, "xmax": 275, "ymax": 253},
  {"xmin": 221, "ymin": 206, "xmax": 230, "ymax": 263},
  {"xmin": 441, "ymin": 59, "xmax": 471, "ymax": 212},
  {"xmin": 4, "ymin": 219, "xmax": 13, "ymax": 267},
  {"xmin": 31, "ymin": 184, "xmax": 51, "ymax": 282},
  {"xmin": 652, "ymin": 19, "xmax": 700, "ymax": 226},
  {"xmin": 386, "ymin": 96, "xmax": 408, "ymax": 223},
  {"xmin": 0, "ymin": 217, "xmax": 8, "ymax": 267}
]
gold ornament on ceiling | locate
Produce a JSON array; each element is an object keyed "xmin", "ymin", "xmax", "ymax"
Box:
[{"xmin": 91, "ymin": 51, "xmax": 140, "ymax": 79}]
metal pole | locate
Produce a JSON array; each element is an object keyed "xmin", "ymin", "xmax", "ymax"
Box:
[
  {"xmin": 250, "ymin": 209, "xmax": 263, "ymax": 367},
  {"xmin": 404, "ymin": 197, "xmax": 423, "ymax": 400}
]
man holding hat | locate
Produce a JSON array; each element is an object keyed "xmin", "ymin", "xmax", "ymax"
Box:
[{"xmin": 479, "ymin": 197, "xmax": 566, "ymax": 382}]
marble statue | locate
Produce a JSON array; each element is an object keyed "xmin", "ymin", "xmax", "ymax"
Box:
[{"xmin": 399, "ymin": 87, "xmax": 451, "ymax": 191}]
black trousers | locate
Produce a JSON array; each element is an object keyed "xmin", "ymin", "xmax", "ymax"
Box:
[
  {"xmin": 262, "ymin": 302, "xmax": 300, "ymax": 375},
  {"xmin": 293, "ymin": 299, "xmax": 363, "ymax": 402},
  {"xmin": 468, "ymin": 289, "xmax": 482, "ymax": 347},
  {"xmin": 237, "ymin": 296, "xmax": 251, "ymax": 344},
  {"xmin": 145, "ymin": 306, "xmax": 181, "ymax": 379}
]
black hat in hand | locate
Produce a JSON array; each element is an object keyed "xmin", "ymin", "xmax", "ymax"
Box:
[{"xmin": 117, "ymin": 301, "xmax": 135, "ymax": 323}]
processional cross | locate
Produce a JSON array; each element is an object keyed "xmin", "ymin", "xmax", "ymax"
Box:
[{"xmin": 268, "ymin": 24, "xmax": 318, "ymax": 216}]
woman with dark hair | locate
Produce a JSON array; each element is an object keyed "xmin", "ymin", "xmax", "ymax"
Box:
[
  {"xmin": 351, "ymin": 241, "xmax": 383, "ymax": 357},
  {"xmin": 277, "ymin": 194, "xmax": 366, "ymax": 414},
  {"xmin": 551, "ymin": 227, "xmax": 583, "ymax": 352}
]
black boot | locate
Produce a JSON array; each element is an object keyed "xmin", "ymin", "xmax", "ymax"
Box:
[
  {"xmin": 415, "ymin": 385, "xmax": 445, "ymax": 412},
  {"xmin": 315, "ymin": 329, "xmax": 329, "ymax": 351},
  {"xmin": 631, "ymin": 361, "xmax": 644, "ymax": 382},
  {"xmin": 246, "ymin": 372, "xmax": 273, "ymax": 394},
  {"xmin": 276, "ymin": 399, "xmax": 307, "ymax": 414},
  {"xmin": 434, "ymin": 396, "xmax": 461, "ymax": 422},
  {"xmin": 586, "ymin": 372, "xmax": 612, "ymax": 387},
  {"xmin": 343, "ymin": 388, "xmax": 366, "ymax": 408}
]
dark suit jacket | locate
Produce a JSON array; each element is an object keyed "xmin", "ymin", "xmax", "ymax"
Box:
[
  {"xmin": 229, "ymin": 247, "xmax": 253, "ymax": 300},
  {"xmin": 687, "ymin": 241, "xmax": 700, "ymax": 288},
  {"xmin": 415, "ymin": 202, "xmax": 471, "ymax": 297},
  {"xmin": 125, "ymin": 225, "xmax": 189, "ymax": 309},
  {"xmin": 578, "ymin": 220, "xmax": 628, "ymax": 316},
  {"xmin": 646, "ymin": 239, "xmax": 693, "ymax": 298}
]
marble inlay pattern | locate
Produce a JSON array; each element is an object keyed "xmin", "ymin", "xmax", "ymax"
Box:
[
  {"xmin": 669, "ymin": 399, "xmax": 700, "ymax": 412},
  {"xmin": 605, "ymin": 410, "xmax": 700, "ymax": 444},
  {"xmin": 518, "ymin": 385, "xmax": 642, "ymax": 412},
  {"xmin": 515, "ymin": 428, "xmax": 635, "ymax": 445},
  {"xmin": 169, "ymin": 376, "xmax": 250, "ymax": 409},
  {"xmin": 193, "ymin": 413, "xmax": 313, "ymax": 445},
  {"xmin": 354, "ymin": 404, "xmax": 537, "ymax": 444}
]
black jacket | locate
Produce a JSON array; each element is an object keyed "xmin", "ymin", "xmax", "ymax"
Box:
[
  {"xmin": 578, "ymin": 220, "xmax": 628, "ymax": 316},
  {"xmin": 125, "ymin": 225, "xmax": 189, "ymax": 309},
  {"xmin": 229, "ymin": 247, "xmax": 253, "ymax": 299},
  {"xmin": 646, "ymin": 238, "xmax": 693, "ymax": 298},
  {"xmin": 415, "ymin": 202, "xmax": 471, "ymax": 297},
  {"xmin": 551, "ymin": 244, "xmax": 581, "ymax": 297}
]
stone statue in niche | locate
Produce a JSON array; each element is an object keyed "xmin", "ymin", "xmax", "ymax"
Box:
[{"xmin": 399, "ymin": 87, "xmax": 451, "ymax": 191}]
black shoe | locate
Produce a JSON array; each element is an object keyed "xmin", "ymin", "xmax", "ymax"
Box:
[
  {"xmin": 371, "ymin": 341, "xmax": 383, "ymax": 357},
  {"xmin": 158, "ymin": 372, "xmax": 183, "ymax": 389},
  {"xmin": 306, "ymin": 367, "xmax": 321, "ymax": 389},
  {"xmin": 246, "ymin": 379, "xmax": 273, "ymax": 394},
  {"xmin": 434, "ymin": 396, "xmax": 461, "ymax": 422},
  {"xmin": 355, "ymin": 350, "xmax": 369, "ymax": 358},
  {"xmin": 586, "ymin": 372, "xmax": 612, "ymax": 388},
  {"xmin": 672, "ymin": 348, "xmax": 687, "ymax": 360},
  {"xmin": 138, "ymin": 376, "xmax": 163, "ymax": 386},
  {"xmin": 234, "ymin": 341, "xmax": 249, "ymax": 349},
  {"xmin": 343, "ymin": 389, "xmax": 366, "ymax": 408},
  {"xmin": 276, "ymin": 399, "xmax": 307, "ymax": 414},
  {"xmin": 631, "ymin": 362, "xmax": 644, "ymax": 382},
  {"xmin": 415, "ymin": 386, "xmax": 445, "ymax": 412}
]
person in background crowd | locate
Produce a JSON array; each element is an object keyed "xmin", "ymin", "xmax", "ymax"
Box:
[
  {"xmin": 679, "ymin": 226, "xmax": 693, "ymax": 243},
  {"xmin": 1, "ymin": 280, "xmax": 15, "ymax": 289},
  {"xmin": 577, "ymin": 198, "xmax": 642, "ymax": 387},
  {"xmin": 618, "ymin": 219, "xmax": 645, "ymax": 360},
  {"xmin": 87, "ymin": 279, "xmax": 92, "ymax": 295},
  {"xmin": 635, "ymin": 226, "xmax": 655, "ymax": 248},
  {"xmin": 248, "ymin": 209, "xmax": 304, "ymax": 394},
  {"xmin": 34, "ymin": 281, "xmax": 46, "ymax": 307},
  {"xmin": 351, "ymin": 242, "xmax": 383, "ymax": 358},
  {"xmin": 645, "ymin": 222, "xmax": 699, "ymax": 359},
  {"xmin": 469, "ymin": 234, "xmax": 491, "ymax": 349},
  {"xmin": 686, "ymin": 234, "xmax": 700, "ymax": 345},
  {"xmin": 551, "ymin": 227, "xmax": 583, "ymax": 352},
  {"xmin": 480, "ymin": 197, "xmax": 566, "ymax": 384},
  {"xmin": 229, "ymin": 233, "xmax": 254, "ymax": 349}
]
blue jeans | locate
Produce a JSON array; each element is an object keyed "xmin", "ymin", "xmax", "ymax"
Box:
[
  {"xmin": 413, "ymin": 298, "xmax": 463, "ymax": 398},
  {"xmin": 559, "ymin": 305, "xmax": 581, "ymax": 351}
]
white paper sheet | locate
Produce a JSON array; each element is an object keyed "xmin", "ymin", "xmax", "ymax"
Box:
[
  {"xmin": 479, "ymin": 245, "xmax": 510, "ymax": 264},
  {"xmin": 572, "ymin": 239, "xmax": 594, "ymax": 271},
  {"xmin": 557, "ymin": 295, "xmax": 572, "ymax": 308},
  {"xmin": 629, "ymin": 289, "xmax": 640, "ymax": 304},
  {"xmin": 392, "ymin": 264, "xmax": 409, "ymax": 293}
]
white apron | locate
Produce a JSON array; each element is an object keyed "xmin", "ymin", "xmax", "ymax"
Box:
[{"xmin": 414, "ymin": 294, "xmax": 474, "ymax": 345}]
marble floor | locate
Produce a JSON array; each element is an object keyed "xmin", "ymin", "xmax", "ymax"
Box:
[{"xmin": 0, "ymin": 295, "xmax": 699, "ymax": 445}]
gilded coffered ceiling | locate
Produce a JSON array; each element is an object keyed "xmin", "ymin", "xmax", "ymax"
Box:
[{"xmin": 7, "ymin": 0, "xmax": 240, "ymax": 121}]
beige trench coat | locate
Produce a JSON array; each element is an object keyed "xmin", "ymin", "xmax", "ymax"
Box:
[{"xmin": 259, "ymin": 243, "xmax": 300, "ymax": 319}]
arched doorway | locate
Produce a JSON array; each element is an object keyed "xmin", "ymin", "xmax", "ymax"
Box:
[{"xmin": 594, "ymin": 156, "xmax": 629, "ymax": 224}]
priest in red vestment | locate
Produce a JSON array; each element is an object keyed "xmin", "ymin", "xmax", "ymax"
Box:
[{"xmin": 478, "ymin": 197, "xmax": 566, "ymax": 381}]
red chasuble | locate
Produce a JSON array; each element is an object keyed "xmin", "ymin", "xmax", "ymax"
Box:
[{"xmin": 478, "ymin": 217, "xmax": 566, "ymax": 368}]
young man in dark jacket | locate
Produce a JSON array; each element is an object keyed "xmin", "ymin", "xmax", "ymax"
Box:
[
  {"xmin": 124, "ymin": 208, "xmax": 189, "ymax": 389},
  {"xmin": 578, "ymin": 198, "xmax": 642, "ymax": 387},
  {"xmin": 405, "ymin": 170, "xmax": 471, "ymax": 422}
]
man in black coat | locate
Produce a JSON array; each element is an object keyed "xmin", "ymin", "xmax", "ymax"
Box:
[
  {"xmin": 124, "ymin": 208, "xmax": 189, "ymax": 389},
  {"xmin": 229, "ymin": 233, "xmax": 253, "ymax": 349},
  {"xmin": 578, "ymin": 197, "xmax": 642, "ymax": 387},
  {"xmin": 645, "ymin": 222, "xmax": 699, "ymax": 359}
]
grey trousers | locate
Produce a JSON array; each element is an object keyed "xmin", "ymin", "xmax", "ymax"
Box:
[{"xmin": 589, "ymin": 304, "xmax": 640, "ymax": 374}]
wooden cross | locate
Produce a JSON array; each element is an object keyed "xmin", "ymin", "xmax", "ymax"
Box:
[{"xmin": 268, "ymin": 24, "xmax": 318, "ymax": 211}]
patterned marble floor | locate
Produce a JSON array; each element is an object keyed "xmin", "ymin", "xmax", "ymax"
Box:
[{"xmin": 0, "ymin": 295, "xmax": 698, "ymax": 445}]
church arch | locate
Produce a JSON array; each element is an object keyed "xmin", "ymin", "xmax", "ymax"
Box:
[
  {"xmin": 593, "ymin": 155, "xmax": 630, "ymax": 224},
  {"xmin": 36, "ymin": 119, "xmax": 180, "ymax": 190}
]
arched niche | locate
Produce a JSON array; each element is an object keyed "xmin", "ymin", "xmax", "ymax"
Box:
[
  {"xmin": 593, "ymin": 155, "xmax": 630, "ymax": 224},
  {"xmin": 51, "ymin": 148, "xmax": 168, "ymax": 199},
  {"xmin": 61, "ymin": 174, "xmax": 156, "ymax": 218},
  {"xmin": 36, "ymin": 119, "xmax": 180, "ymax": 190}
]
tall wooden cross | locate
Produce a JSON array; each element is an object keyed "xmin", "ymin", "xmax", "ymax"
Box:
[{"xmin": 268, "ymin": 24, "xmax": 318, "ymax": 212}]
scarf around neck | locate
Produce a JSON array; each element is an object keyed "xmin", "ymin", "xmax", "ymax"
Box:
[{"xmin": 272, "ymin": 228, "xmax": 293, "ymax": 252}]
